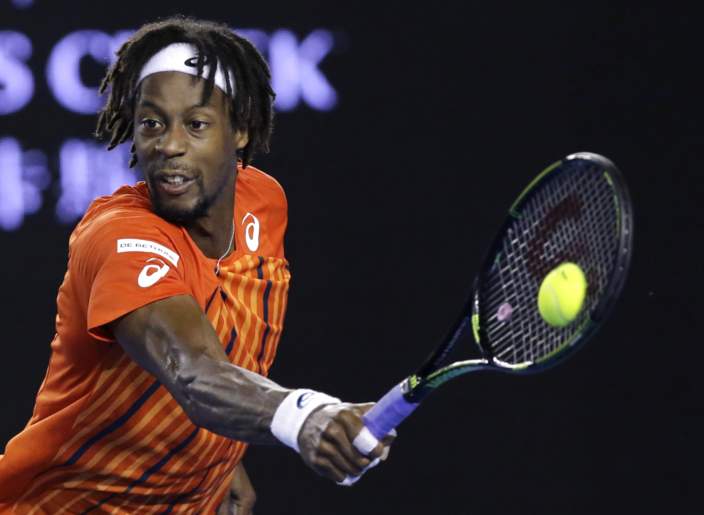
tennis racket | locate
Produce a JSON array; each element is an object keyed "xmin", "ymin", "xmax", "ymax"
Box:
[{"xmin": 362, "ymin": 151, "xmax": 633, "ymax": 440}]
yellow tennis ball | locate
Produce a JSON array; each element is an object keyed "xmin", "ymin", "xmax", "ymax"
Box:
[{"xmin": 537, "ymin": 262, "xmax": 588, "ymax": 327}]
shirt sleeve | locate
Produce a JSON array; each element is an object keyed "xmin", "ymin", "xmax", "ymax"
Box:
[
  {"xmin": 72, "ymin": 213, "xmax": 192, "ymax": 342},
  {"xmin": 257, "ymin": 170, "xmax": 288, "ymax": 259},
  {"xmin": 267, "ymin": 182, "xmax": 287, "ymax": 259}
]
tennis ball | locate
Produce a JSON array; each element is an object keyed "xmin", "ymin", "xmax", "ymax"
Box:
[{"xmin": 537, "ymin": 262, "xmax": 587, "ymax": 327}]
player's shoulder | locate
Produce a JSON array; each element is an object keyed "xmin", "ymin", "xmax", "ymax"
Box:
[
  {"xmin": 70, "ymin": 182, "xmax": 180, "ymax": 250},
  {"xmin": 238, "ymin": 164, "xmax": 287, "ymax": 206}
]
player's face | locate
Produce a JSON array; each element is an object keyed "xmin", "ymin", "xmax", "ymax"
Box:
[{"xmin": 133, "ymin": 71, "xmax": 248, "ymax": 224}]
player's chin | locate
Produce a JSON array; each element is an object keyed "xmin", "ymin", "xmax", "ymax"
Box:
[{"xmin": 152, "ymin": 195, "xmax": 203, "ymax": 224}]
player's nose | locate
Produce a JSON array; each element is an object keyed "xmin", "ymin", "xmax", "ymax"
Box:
[{"xmin": 155, "ymin": 124, "xmax": 187, "ymax": 157}]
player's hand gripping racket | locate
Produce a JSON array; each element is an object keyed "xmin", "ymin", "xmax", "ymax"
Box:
[{"xmin": 362, "ymin": 151, "xmax": 633, "ymax": 441}]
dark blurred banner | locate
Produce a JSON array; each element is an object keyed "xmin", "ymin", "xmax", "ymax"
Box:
[{"xmin": 1, "ymin": 2, "xmax": 701, "ymax": 514}]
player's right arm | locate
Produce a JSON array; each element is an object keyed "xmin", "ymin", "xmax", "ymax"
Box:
[{"xmin": 110, "ymin": 294, "xmax": 389, "ymax": 483}]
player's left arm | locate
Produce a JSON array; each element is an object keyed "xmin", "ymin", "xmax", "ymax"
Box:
[{"xmin": 216, "ymin": 462, "xmax": 256, "ymax": 515}]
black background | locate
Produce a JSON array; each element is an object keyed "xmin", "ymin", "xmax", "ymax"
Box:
[{"xmin": 1, "ymin": 2, "xmax": 701, "ymax": 514}]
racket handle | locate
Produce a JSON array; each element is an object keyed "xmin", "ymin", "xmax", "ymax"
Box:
[{"xmin": 363, "ymin": 381, "xmax": 419, "ymax": 440}]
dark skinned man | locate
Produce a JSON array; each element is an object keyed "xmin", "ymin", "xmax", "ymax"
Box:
[{"xmin": 0, "ymin": 17, "xmax": 392, "ymax": 514}]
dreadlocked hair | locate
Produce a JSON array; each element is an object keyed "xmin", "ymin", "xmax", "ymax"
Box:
[{"xmin": 96, "ymin": 15, "xmax": 275, "ymax": 168}]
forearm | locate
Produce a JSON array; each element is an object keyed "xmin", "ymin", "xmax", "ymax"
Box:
[{"xmin": 171, "ymin": 352, "xmax": 289, "ymax": 443}]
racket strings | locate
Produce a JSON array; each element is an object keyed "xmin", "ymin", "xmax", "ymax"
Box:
[{"xmin": 480, "ymin": 161, "xmax": 621, "ymax": 365}]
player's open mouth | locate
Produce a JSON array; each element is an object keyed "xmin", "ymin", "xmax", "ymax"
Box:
[{"xmin": 156, "ymin": 174, "xmax": 196, "ymax": 195}]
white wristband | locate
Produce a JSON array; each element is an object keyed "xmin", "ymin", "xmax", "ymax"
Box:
[{"xmin": 271, "ymin": 389, "xmax": 341, "ymax": 452}]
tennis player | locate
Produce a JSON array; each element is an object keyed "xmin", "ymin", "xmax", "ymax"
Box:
[{"xmin": 0, "ymin": 16, "xmax": 391, "ymax": 513}]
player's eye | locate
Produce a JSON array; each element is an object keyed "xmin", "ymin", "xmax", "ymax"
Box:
[
  {"xmin": 139, "ymin": 118, "xmax": 162, "ymax": 130},
  {"xmin": 190, "ymin": 120, "xmax": 209, "ymax": 130}
]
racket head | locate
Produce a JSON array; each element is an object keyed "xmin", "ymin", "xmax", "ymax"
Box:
[{"xmin": 471, "ymin": 151, "xmax": 633, "ymax": 372}]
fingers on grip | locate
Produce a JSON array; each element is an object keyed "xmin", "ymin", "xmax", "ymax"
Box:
[{"xmin": 322, "ymin": 418, "xmax": 371, "ymax": 475}]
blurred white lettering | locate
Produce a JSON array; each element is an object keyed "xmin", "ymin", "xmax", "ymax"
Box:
[
  {"xmin": 0, "ymin": 31, "xmax": 34, "ymax": 115},
  {"xmin": 0, "ymin": 138, "xmax": 49, "ymax": 230},
  {"xmin": 269, "ymin": 29, "xmax": 337, "ymax": 111},
  {"xmin": 2, "ymin": 28, "xmax": 339, "ymax": 116},
  {"xmin": 47, "ymin": 30, "xmax": 131, "ymax": 114},
  {"xmin": 57, "ymin": 140, "xmax": 138, "ymax": 223}
]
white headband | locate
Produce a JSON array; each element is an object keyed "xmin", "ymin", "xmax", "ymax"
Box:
[{"xmin": 138, "ymin": 42, "xmax": 235, "ymax": 96}]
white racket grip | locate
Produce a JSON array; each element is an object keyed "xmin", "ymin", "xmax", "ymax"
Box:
[
  {"xmin": 337, "ymin": 427, "xmax": 381, "ymax": 486},
  {"xmin": 353, "ymin": 426, "xmax": 380, "ymax": 454}
]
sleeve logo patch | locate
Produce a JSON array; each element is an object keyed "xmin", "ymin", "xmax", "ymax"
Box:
[
  {"xmin": 138, "ymin": 258, "xmax": 171, "ymax": 288},
  {"xmin": 117, "ymin": 239, "xmax": 180, "ymax": 267}
]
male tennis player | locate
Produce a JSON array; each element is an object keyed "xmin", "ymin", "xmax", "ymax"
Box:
[{"xmin": 0, "ymin": 16, "xmax": 391, "ymax": 513}]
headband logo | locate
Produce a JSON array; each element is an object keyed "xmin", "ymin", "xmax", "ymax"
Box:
[{"xmin": 184, "ymin": 56, "xmax": 210, "ymax": 68}]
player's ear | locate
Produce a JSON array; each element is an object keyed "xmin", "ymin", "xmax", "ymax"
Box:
[{"xmin": 233, "ymin": 129, "xmax": 249, "ymax": 150}]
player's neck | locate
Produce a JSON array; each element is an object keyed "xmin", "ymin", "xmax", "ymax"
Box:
[{"xmin": 185, "ymin": 175, "xmax": 236, "ymax": 260}]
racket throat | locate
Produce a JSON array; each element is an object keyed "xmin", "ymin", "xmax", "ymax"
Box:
[{"xmin": 405, "ymin": 358, "xmax": 492, "ymax": 402}]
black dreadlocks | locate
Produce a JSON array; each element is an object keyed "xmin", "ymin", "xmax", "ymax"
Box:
[{"xmin": 96, "ymin": 15, "xmax": 275, "ymax": 168}]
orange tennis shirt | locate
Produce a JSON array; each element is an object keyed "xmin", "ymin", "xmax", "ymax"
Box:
[{"xmin": 0, "ymin": 165, "xmax": 291, "ymax": 513}]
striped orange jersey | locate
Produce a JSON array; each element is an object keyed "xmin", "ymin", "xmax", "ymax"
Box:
[{"xmin": 0, "ymin": 165, "xmax": 291, "ymax": 513}]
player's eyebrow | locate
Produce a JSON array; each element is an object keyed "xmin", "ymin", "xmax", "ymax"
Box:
[
  {"xmin": 135, "ymin": 99, "xmax": 165, "ymax": 114},
  {"xmin": 136, "ymin": 99, "xmax": 218, "ymax": 114}
]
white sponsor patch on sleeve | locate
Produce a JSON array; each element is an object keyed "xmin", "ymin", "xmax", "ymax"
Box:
[{"xmin": 117, "ymin": 239, "xmax": 180, "ymax": 267}]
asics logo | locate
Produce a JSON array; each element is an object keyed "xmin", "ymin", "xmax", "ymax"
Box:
[
  {"xmin": 297, "ymin": 392, "xmax": 314, "ymax": 408},
  {"xmin": 138, "ymin": 258, "xmax": 170, "ymax": 288},
  {"xmin": 184, "ymin": 56, "xmax": 210, "ymax": 67},
  {"xmin": 242, "ymin": 212, "xmax": 260, "ymax": 252}
]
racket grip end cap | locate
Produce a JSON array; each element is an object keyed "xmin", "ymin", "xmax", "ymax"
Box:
[{"xmin": 363, "ymin": 381, "xmax": 419, "ymax": 440}]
